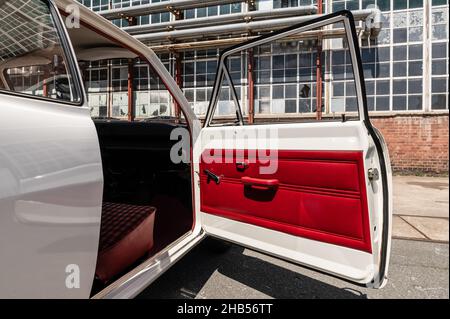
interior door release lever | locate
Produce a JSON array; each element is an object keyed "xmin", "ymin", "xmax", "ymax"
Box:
[{"xmin": 203, "ymin": 169, "xmax": 222, "ymax": 184}]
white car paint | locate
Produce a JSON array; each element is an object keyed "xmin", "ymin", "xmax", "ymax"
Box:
[{"xmin": 0, "ymin": 93, "xmax": 103, "ymax": 298}]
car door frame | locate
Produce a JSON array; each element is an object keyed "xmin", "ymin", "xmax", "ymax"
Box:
[{"xmin": 199, "ymin": 10, "xmax": 392, "ymax": 288}]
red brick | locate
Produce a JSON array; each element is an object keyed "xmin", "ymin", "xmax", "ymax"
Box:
[{"xmin": 372, "ymin": 114, "xmax": 449, "ymax": 174}]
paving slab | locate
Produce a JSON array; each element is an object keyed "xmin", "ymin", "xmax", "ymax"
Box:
[
  {"xmin": 392, "ymin": 215, "xmax": 426, "ymax": 240},
  {"xmin": 393, "ymin": 175, "xmax": 449, "ymax": 218},
  {"xmin": 402, "ymin": 216, "xmax": 449, "ymax": 242}
]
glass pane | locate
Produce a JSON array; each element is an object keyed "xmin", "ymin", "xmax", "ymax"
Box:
[
  {"xmin": 408, "ymin": 95, "xmax": 422, "ymax": 110},
  {"xmin": 432, "ymin": 43, "xmax": 447, "ymax": 58},
  {"xmin": 409, "ymin": 45, "xmax": 423, "ymax": 60},
  {"xmin": 393, "ymin": 96, "xmax": 407, "ymax": 110},
  {"xmin": 432, "ymin": 94, "xmax": 447, "ymax": 109},
  {"xmin": 378, "ymin": 0, "xmax": 391, "ymax": 11},
  {"xmin": 393, "ymin": 80, "xmax": 407, "ymax": 94},
  {"xmin": 376, "ymin": 96, "xmax": 390, "ymax": 111},
  {"xmin": 432, "ymin": 0, "xmax": 448, "ymax": 5},
  {"xmin": 394, "ymin": 0, "xmax": 407, "ymax": 10},
  {"xmin": 432, "ymin": 25, "xmax": 448, "ymax": 40},
  {"xmin": 393, "ymin": 28, "xmax": 408, "ymax": 43},
  {"xmin": 432, "ymin": 78, "xmax": 447, "ymax": 93},
  {"xmin": 408, "ymin": 79, "xmax": 423, "ymax": 94},
  {"xmin": 0, "ymin": 0, "xmax": 80, "ymax": 103},
  {"xmin": 410, "ymin": 0, "xmax": 424, "ymax": 8}
]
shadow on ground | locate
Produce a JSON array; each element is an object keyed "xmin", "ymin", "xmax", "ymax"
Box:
[{"xmin": 136, "ymin": 238, "xmax": 367, "ymax": 299}]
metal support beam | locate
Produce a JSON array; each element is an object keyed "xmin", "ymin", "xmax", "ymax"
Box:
[
  {"xmin": 107, "ymin": 62, "xmax": 112, "ymax": 118},
  {"xmin": 315, "ymin": 1, "xmax": 323, "ymax": 120},
  {"xmin": 174, "ymin": 54, "xmax": 183, "ymax": 123},
  {"xmin": 247, "ymin": 49, "xmax": 255, "ymax": 124},
  {"xmin": 127, "ymin": 59, "xmax": 134, "ymax": 121},
  {"xmin": 100, "ymin": 0, "xmax": 245, "ymax": 20},
  {"xmin": 42, "ymin": 67, "xmax": 50, "ymax": 97},
  {"xmin": 42, "ymin": 79, "xmax": 48, "ymax": 98},
  {"xmin": 173, "ymin": 9, "xmax": 183, "ymax": 123}
]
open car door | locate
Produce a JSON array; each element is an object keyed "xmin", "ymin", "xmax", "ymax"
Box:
[
  {"xmin": 195, "ymin": 11, "xmax": 393, "ymax": 288},
  {"xmin": 0, "ymin": 0, "xmax": 103, "ymax": 298}
]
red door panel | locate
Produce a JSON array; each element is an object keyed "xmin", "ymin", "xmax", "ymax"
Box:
[{"xmin": 200, "ymin": 149, "xmax": 372, "ymax": 253}]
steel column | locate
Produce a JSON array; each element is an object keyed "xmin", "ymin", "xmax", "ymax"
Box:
[
  {"xmin": 173, "ymin": 10, "xmax": 184, "ymax": 123},
  {"xmin": 174, "ymin": 53, "xmax": 183, "ymax": 122},
  {"xmin": 315, "ymin": 0, "xmax": 323, "ymax": 120},
  {"xmin": 127, "ymin": 59, "xmax": 134, "ymax": 121},
  {"xmin": 247, "ymin": 49, "xmax": 255, "ymax": 124}
]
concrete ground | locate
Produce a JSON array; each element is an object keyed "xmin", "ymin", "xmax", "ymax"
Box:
[
  {"xmin": 137, "ymin": 175, "xmax": 449, "ymax": 299},
  {"xmin": 392, "ymin": 175, "xmax": 449, "ymax": 242}
]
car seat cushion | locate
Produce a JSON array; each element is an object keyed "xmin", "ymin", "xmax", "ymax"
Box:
[{"xmin": 95, "ymin": 202, "xmax": 156, "ymax": 283}]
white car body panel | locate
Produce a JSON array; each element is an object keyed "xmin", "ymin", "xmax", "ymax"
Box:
[{"xmin": 0, "ymin": 94, "xmax": 103, "ymax": 298}]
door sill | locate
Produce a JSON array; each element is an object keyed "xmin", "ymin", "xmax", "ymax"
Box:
[{"xmin": 92, "ymin": 229, "xmax": 205, "ymax": 299}]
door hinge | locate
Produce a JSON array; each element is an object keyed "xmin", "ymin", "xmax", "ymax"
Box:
[{"xmin": 368, "ymin": 168, "xmax": 380, "ymax": 181}]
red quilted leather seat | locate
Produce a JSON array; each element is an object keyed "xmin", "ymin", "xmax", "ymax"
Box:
[{"xmin": 95, "ymin": 202, "xmax": 156, "ymax": 283}]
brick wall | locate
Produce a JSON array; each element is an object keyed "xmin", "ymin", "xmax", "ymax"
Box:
[{"xmin": 371, "ymin": 114, "xmax": 449, "ymax": 175}]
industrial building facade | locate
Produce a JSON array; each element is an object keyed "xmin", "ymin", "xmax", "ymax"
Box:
[{"xmin": 77, "ymin": 0, "xmax": 449, "ymax": 173}]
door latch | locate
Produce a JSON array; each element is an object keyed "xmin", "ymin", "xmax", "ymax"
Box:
[
  {"xmin": 236, "ymin": 160, "xmax": 249, "ymax": 171},
  {"xmin": 368, "ymin": 168, "xmax": 380, "ymax": 181}
]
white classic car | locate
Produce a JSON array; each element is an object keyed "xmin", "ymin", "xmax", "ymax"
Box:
[{"xmin": 0, "ymin": 0, "xmax": 392, "ymax": 298}]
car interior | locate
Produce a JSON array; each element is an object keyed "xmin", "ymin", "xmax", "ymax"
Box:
[{"xmin": 66, "ymin": 23, "xmax": 194, "ymax": 292}]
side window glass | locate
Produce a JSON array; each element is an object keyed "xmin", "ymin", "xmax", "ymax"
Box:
[
  {"xmin": 211, "ymin": 56, "xmax": 245, "ymax": 126},
  {"xmin": 80, "ymin": 56, "xmax": 182, "ymax": 121},
  {"xmin": 69, "ymin": 20, "xmax": 183, "ymax": 122},
  {"xmin": 208, "ymin": 19, "xmax": 360, "ymax": 126},
  {"xmin": 0, "ymin": 0, "xmax": 81, "ymax": 103}
]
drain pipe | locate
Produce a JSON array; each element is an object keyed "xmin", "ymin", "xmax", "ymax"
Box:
[{"xmin": 363, "ymin": 5, "xmax": 382, "ymax": 38}]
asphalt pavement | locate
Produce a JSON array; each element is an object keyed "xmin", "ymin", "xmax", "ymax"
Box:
[
  {"xmin": 137, "ymin": 175, "xmax": 449, "ymax": 299},
  {"xmin": 137, "ymin": 238, "xmax": 448, "ymax": 299}
]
